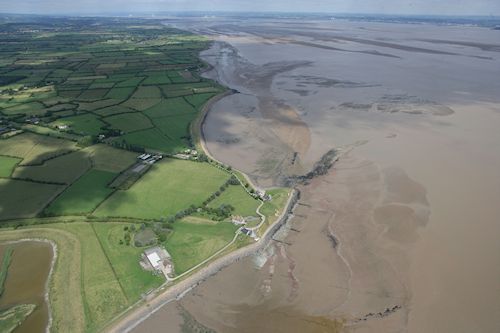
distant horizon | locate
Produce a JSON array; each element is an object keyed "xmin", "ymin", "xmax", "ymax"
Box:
[
  {"xmin": 1, "ymin": 0, "xmax": 499, "ymax": 17},
  {"xmin": 1, "ymin": 10, "xmax": 499, "ymax": 19}
]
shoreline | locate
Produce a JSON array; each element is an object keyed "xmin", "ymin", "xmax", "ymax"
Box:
[
  {"xmin": 105, "ymin": 63, "xmax": 299, "ymax": 332},
  {"xmin": 2, "ymin": 238, "xmax": 57, "ymax": 333}
]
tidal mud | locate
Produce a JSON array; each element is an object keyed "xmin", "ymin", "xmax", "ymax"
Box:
[{"xmin": 134, "ymin": 17, "xmax": 500, "ymax": 333}]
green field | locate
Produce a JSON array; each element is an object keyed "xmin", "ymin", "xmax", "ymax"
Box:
[
  {"xmin": 258, "ymin": 188, "xmax": 291, "ymax": 232},
  {"xmin": 93, "ymin": 223, "xmax": 163, "ymax": 300},
  {"xmin": 105, "ymin": 86, "xmax": 136, "ymax": 100},
  {"xmin": 114, "ymin": 127, "xmax": 179, "ymax": 152},
  {"xmin": 1, "ymin": 101, "xmax": 46, "ymax": 116},
  {"xmin": 164, "ymin": 219, "xmax": 237, "ymax": 274},
  {"xmin": 0, "ymin": 133, "xmax": 77, "ymax": 166},
  {"xmin": 152, "ymin": 114, "xmax": 197, "ymax": 144},
  {"xmin": 51, "ymin": 223, "xmax": 128, "ymax": 331},
  {"xmin": 12, "ymin": 150, "xmax": 90, "ymax": 184},
  {"xmin": 21, "ymin": 124, "xmax": 81, "ymax": 141},
  {"xmin": 105, "ymin": 112, "xmax": 154, "ymax": 133},
  {"xmin": 83, "ymin": 144, "xmax": 137, "ymax": 173},
  {"xmin": 51, "ymin": 114, "xmax": 106, "ymax": 136},
  {"xmin": 0, "ymin": 179, "xmax": 63, "ymax": 220},
  {"xmin": 143, "ymin": 97, "xmax": 196, "ymax": 118},
  {"xmin": 94, "ymin": 159, "xmax": 230, "ymax": 220},
  {"xmin": 208, "ymin": 184, "xmax": 260, "ymax": 217},
  {"xmin": 0, "ymin": 156, "xmax": 21, "ymax": 177},
  {"xmin": 131, "ymin": 86, "xmax": 162, "ymax": 99},
  {"xmin": 44, "ymin": 169, "xmax": 116, "ymax": 215},
  {"xmin": 93, "ymin": 105, "xmax": 136, "ymax": 117},
  {"xmin": 185, "ymin": 93, "xmax": 217, "ymax": 109}
]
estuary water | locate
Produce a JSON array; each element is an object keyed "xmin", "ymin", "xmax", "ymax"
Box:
[
  {"xmin": 134, "ymin": 18, "xmax": 500, "ymax": 333},
  {"xmin": 0, "ymin": 241, "xmax": 52, "ymax": 333}
]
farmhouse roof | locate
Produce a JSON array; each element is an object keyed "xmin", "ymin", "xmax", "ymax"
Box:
[{"xmin": 146, "ymin": 252, "xmax": 161, "ymax": 269}]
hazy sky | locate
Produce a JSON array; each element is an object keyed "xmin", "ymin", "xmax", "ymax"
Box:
[{"xmin": 1, "ymin": 0, "xmax": 499, "ymax": 16}]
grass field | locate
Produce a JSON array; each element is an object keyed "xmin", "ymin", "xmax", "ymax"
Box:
[
  {"xmin": 0, "ymin": 156, "xmax": 21, "ymax": 177},
  {"xmin": 208, "ymin": 184, "xmax": 260, "ymax": 217},
  {"xmin": 258, "ymin": 188, "xmax": 291, "ymax": 232},
  {"xmin": 21, "ymin": 124, "xmax": 81, "ymax": 141},
  {"xmin": 83, "ymin": 144, "xmax": 137, "ymax": 173},
  {"xmin": 131, "ymin": 86, "xmax": 162, "ymax": 99},
  {"xmin": 105, "ymin": 112, "xmax": 154, "ymax": 133},
  {"xmin": 44, "ymin": 169, "xmax": 116, "ymax": 215},
  {"xmin": 0, "ymin": 132, "xmax": 77, "ymax": 166},
  {"xmin": 143, "ymin": 97, "xmax": 196, "ymax": 118},
  {"xmin": 93, "ymin": 105, "xmax": 136, "ymax": 117},
  {"xmin": 184, "ymin": 93, "xmax": 217, "ymax": 109},
  {"xmin": 12, "ymin": 150, "xmax": 91, "ymax": 184},
  {"xmin": 0, "ymin": 179, "xmax": 63, "ymax": 220},
  {"xmin": 50, "ymin": 223, "xmax": 128, "ymax": 331},
  {"xmin": 152, "ymin": 114, "xmax": 196, "ymax": 145},
  {"xmin": 164, "ymin": 219, "xmax": 237, "ymax": 274},
  {"xmin": 115, "ymin": 127, "xmax": 179, "ymax": 152},
  {"xmin": 105, "ymin": 87, "xmax": 135, "ymax": 100},
  {"xmin": 122, "ymin": 98, "xmax": 161, "ymax": 111},
  {"xmin": 1, "ymin": 101, "xmax": 46, "ymax": 116},
  {"xmin": 93, "ymin": 223, "xmax": 163, "ymax": 300},
  {"xmin": 94, "ymin": 159, "xmax": 230, "ymax": 220},
  {"xmin": 51, "ymin": 114, "xmax": 106, "ymax": 136}
]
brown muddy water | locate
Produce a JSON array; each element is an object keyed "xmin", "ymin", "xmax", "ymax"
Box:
[
  {"xmin": 133, "ymin": 18, "xmax": 500, "ymax": 332},
  {"xmin": 0, "ymin": 241, "xmax": 52, "ymax": 333}
]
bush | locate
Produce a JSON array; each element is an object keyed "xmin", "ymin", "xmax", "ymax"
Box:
[{"xmin": 228, "ymin": 176, "xmax": 239, "ymax": 185}]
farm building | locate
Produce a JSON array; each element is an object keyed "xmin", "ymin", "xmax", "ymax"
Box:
[
  {"xmin": 240, "ymin": 227, "xmax": 260, "ymax": 241},
  {"xmin": 143, "ymin": 246, "xmax": 174, "ymax": 279}
]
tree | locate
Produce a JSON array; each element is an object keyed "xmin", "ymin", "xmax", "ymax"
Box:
[
  {"xmin": 77, "ymin": 135, "xmax": 97, "ymax": 147},
  {"xmin": 124, "ymin": 232, "xmax": 131, "ymax": 246},
  {"xmin": 198, "ymin": 153, "xmax": 208, "ymax": 162},
  {"xmin": 228, "ymin": 176, "xmax": 239, "ymax": 185}
]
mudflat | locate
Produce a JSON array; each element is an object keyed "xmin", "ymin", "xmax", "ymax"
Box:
[
  {"xmin": 0, "ymin": 241, "xmax": 53, "ymax": 333},
  {"xmin": 133, "ymin": 17, "xmax": 500, "ymax": 332}
]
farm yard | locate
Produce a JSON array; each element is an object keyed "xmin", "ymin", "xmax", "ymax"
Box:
[{"xmin": 0, "ymin": 16, "xmax": 292, "ymax": 333}]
